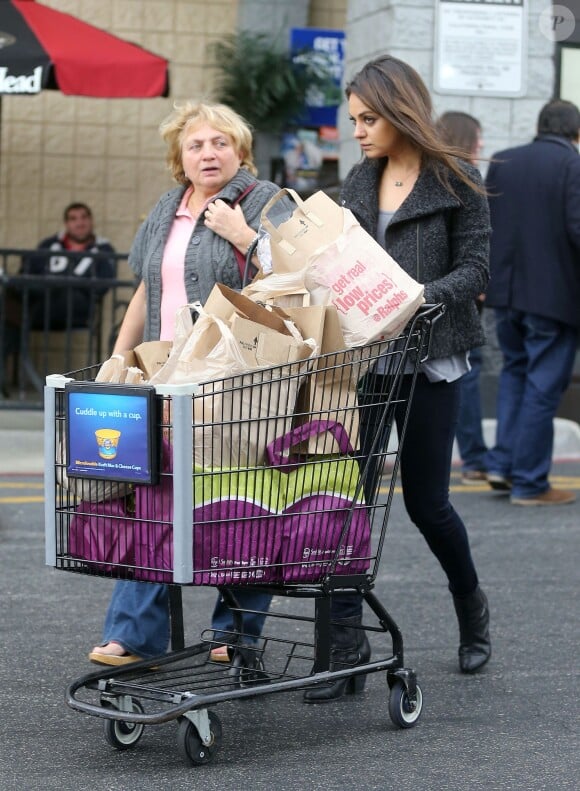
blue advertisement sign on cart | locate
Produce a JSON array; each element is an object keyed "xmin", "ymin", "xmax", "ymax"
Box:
[{"xmin": 65, "ymin": 383, "xmax": 159, "ymax": 484}]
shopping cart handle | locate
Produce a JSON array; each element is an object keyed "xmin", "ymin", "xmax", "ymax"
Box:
[
  {"xmin": 416, "ymin": 303, "xmax": 446, "ymax": 321},
  {"xmin": 411, "ymin": 303, "xmax": 446, "ymax": 363}
]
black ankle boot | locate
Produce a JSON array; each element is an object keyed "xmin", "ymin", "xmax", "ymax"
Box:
[
  {"xmin": 453, "ymin": 586, "xmax": 491, "ymax": 673},
  {"xmin": 303, "ymin": 615, "xmax": 371, "ymax": 703}
]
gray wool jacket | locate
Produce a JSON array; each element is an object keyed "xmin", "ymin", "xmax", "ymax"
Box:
[
  {"xmin": 340, "ymin": 157, "xmax": 491, "ymax": 360},
  {"xmin": 129, "ymin": 168, "xmax": 280, "ymax": 342}
]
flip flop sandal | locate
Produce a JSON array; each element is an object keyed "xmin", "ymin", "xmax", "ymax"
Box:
[
  {"xmin": 209, "ymin": 645, "xmax": 230, "ymax": 662},
  {"xmin": 88, "ymin": 649, "xmax": 143, "ymax": 666}
]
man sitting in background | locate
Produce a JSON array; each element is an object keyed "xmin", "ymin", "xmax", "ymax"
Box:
[
  {"xmin": 22, "ymin": 202, "xmax": 116, "ymax": 329},
  {"xmin": 2, "ymin": 203, "xmax": 116, "ymax": 396}
]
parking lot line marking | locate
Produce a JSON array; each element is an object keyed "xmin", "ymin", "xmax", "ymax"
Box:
[
  {"xmin": 0, "ymin": 481, "xmax": 44, "ymax": 489},
  {"xmin": 379, "ymin": 475, "xmax": 580, "ymax": 496},
  {"xmin": 3, "ymin": 476, "xmax": 579, "ymax": 504},
  {"xmin": 0, "ymin": 496, "xmax": 44, "ymax": 503}
]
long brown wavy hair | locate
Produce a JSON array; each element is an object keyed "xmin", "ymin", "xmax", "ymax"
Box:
[{"xmin": 345, "ymin": 56, "xmax": 485, "ymax": 195}]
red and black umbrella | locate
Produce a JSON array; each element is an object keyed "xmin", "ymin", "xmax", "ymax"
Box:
[{"xmin": 0, "ymin": 0, "xmax": 168, "ymax": 97}]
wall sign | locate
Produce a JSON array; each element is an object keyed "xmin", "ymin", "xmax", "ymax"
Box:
[
  {"xmin": 434, "ymin": 0, "xmax": 527, "ymax": 97},
  {"xmin": 558, "ymin": 43, "xmax": 580, "ymax": 105},
  {"xmin": 290, "ymin": 28, "xmax": 345, "ymax": 127}
]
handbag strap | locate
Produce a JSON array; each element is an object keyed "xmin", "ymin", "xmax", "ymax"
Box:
[
  {"xmin": 230, "ymin": 183, "xmax": 258, "ymax": 280},
  {"xmin": 266, "ymin": 420, "xmax": 354, "ymax": 470}
]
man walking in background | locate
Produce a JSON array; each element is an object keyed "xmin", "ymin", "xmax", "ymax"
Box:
[{"xmin": 484, "ymin": 100, "xmax": 580, "ymax": 506}]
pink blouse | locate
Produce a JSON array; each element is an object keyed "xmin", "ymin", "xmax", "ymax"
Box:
[{"xmin": 159, "ymin": 187, "xmax": 194, "ymax": 341}]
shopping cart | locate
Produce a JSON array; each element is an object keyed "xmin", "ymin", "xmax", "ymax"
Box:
[{"xmin": 45, "ymin": 303, "xmax": 444, "ymax": 766}]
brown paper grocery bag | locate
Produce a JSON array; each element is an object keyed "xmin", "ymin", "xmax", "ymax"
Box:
[
  {"xmin": 259, "ymin": 187, "xmax": 342, "ymax": 274},
  {"xmin": 283, "ymin": 305, "xmax": 361, "ymax": 455},
  {"xmin": 149, "ymin": 302, "xmax": 317, "ymax": 468},
  {"xmin": 95, "ymin": 342, "xmax": 171, "ymax": 384},
  {"xmin": 261, "ymin": 188, "xmax": 425, "ymax": 347},
  {"xmin": 229, "ymin": 313, "xmax": 314, "ymax": 368},
  {"xmin": 203, "ymin": 283, "xmax": 292, "ymax": 335},
  {"xmin": 203, "ymin": 282, "xmax": 315, "ymax": 367},
  {"xmin": 134, "ymin": 341, "xmax": 172, "ymax": 380}
]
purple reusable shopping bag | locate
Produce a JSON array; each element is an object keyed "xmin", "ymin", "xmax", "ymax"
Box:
[
  {"xmin": 132, "ymin": 440, "xmax": 282, "ymax": 585},
  {"xmin": 68, "ymin": 495, "xmax": 136, "ymax": 574},
  {"xmin": 266, "ymin": 420, "xmax": 372, "ymax": 583}
]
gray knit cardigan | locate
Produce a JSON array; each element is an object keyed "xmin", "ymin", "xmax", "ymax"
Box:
[
  {"xmin": 128, "ymin": 168, "xmax": 280, "ymax": 342},
  {"xmin": 340, "ymin": 158, "xmax": 491, "ymax": 359}
]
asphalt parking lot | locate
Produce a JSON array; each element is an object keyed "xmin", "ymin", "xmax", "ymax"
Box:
[{"xmin": 1, "ymin": 409, "xmax": 579, "ymax": 790}]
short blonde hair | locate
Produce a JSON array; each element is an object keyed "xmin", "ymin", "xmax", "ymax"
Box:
[{"xmin": 159, "ymin": 101, "xmax": 257, "ymax": 184}]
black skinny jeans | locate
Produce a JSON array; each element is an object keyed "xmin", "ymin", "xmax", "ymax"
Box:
[{"xmin": 332, "ymin": 373, "xmax": 479, "ymax": 620}]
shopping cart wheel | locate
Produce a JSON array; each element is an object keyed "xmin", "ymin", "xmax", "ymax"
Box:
[
  {"xmin": 102, "ymin": 698, "xmax": 145, "ymax": 750},
  {"xmin": 177, "ymin": 711, "xmax": 222, "ymax": 766},
  {"xmin": 388, "ymin": 680, "xmax": 423, "ymax": 729}
]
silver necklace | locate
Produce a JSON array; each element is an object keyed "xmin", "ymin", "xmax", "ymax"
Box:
[{"xmin": 391, "ymin": 167, "xmax": 419, "ymax": 187}]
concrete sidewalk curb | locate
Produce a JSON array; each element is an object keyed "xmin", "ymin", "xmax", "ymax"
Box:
[{"xmin": 478, "ymin": 417, "xmax": 580, "ymax": 462}]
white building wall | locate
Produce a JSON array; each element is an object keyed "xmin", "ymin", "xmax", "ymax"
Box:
[{"xmin": 339, "ymin": 0, "xmax": 557, "ymax": 178}]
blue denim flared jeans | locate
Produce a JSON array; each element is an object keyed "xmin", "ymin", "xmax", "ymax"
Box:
[{"xmin": 102, "ymin": 581, "xmax": 272, "ymax": 658}]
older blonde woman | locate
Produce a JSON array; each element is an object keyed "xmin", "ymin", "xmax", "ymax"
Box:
[{"xmin": 90, "ymin": 102, "xmax": 279, "ymax": 666}]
